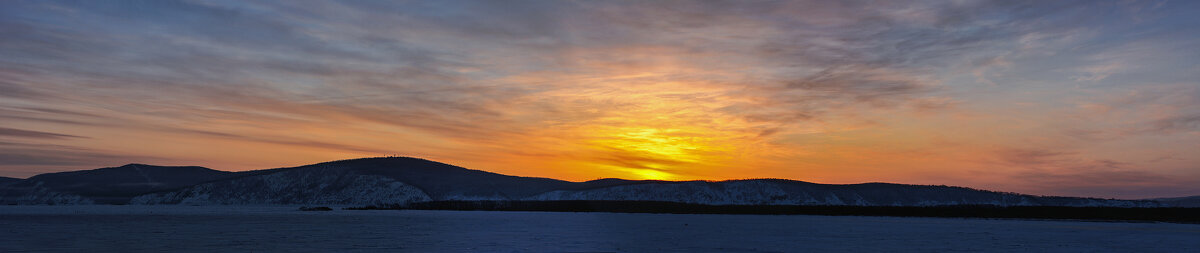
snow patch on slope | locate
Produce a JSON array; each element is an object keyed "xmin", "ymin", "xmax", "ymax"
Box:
[
  {"xmin": 131, "ymin": 166, "xmax": 429, "ymax": 205},
  {"xmin": 0, "ymin": 182, "xmax": 94, "ymax": 205}
]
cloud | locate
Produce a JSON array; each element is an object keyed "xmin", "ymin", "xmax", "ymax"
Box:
[
  {"xmin": 1011, "ymin": 161, "xmax": 1198, "ymax": 199},
  {"xmin": 0, "ymin": 0, "xmax": 1098, "ymax": 138},
  {"xmin": 785, "ymin": 67, "xmax": 935, "ymax": 103},
  {"xmin": 1147, "ymin": 114, "xmax": 1200, "ymax": 134},
  {"xmin": 1066, "ymin": 84, "xmax": 1200, "ymax": 137},
  {"xmin": 0, "ymin": 141, "xmax": 151, "ymax": 167},
  {"xmin": 996, "ymin": 148, "xmax": 1077, "ymax": 167},
  {"xmin": 0, "ymin": 127, "xmax": 84, "ymax": 139},
  {"xmin": 988, "ymin": 147, "xmax": 1196, "ymax": 198},
  {"xmin": 1071, "ymin": 62, "xmax": 1124, "ymax": 82}
]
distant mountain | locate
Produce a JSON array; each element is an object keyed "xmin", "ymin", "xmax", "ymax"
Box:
[
  {"xmin": 528, "ymin": 180, "xmax": 1156, "ymax": 207},
  {"xmin": 0, "ymin": 164, "xmax": 238, "ymax": 204},
  {"xmin": 131, "ymin": 157, "xmax": 639, "ymax": 205},
  {"xmin": 0, "ymin": 176, "xmax": 18, "ymax": 185},
  {"xmin": 1153, "ymin": 196, "xmax": 1200, "ymax": 208},
  {"xmin": 0, "ymin": 157, "xmax": 1171, "ymax": 207}
]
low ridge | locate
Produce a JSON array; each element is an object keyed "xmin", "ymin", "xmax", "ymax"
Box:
[
  {"xmin": 1153, "ymin": 196, "xmax": 1200, "ymax": 208},
  {"xmin": 2, "ymin": 164, "xmax": 237, "ymax": 204},
  {"xmin": 0, "ymin": 157, "xmax": 1178, "ymax": 207}
]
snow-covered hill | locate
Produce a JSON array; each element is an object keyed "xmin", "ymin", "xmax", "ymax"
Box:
[
  {"xmin": 130, "ymin": 165, "xmax": 429, "ymax": 205},
  {"xmin": 0, "ymin": 157, "xmax": 1173, "ymax": 207},
  {"xmin": 0, "ymin": 182, "xmax": 93, "ymax": 205}
]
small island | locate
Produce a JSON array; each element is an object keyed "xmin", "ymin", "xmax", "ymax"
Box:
[{"xmin": 298, "ymin": 206, "xmax": 333, "ymax": 212}]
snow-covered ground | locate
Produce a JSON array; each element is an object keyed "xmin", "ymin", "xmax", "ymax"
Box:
[{"xmin": 1, "ymin": 206, "xmax": 1197, "ymax": 252}]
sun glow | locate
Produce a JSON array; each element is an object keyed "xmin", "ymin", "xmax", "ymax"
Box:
[
  {"xmin": 575, "ymin": 125, "xmax": 738, "ymax": 180},
  {"xmin": 627, "ymin": 168, "xmax": 675, "ymax": 181},
  {"xmin": 591, "ymin": 128, "xmax": 709, "ymax": 161}
]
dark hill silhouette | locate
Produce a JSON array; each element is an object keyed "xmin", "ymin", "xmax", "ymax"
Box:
[
  {"xmin": 527, "ymin": 178, "xmax": 1160, "ymax": 207},
  {"xmin": 1, "ymin": 164, "xmax": 237, "ymax": 204},
  {"xmin": 0, "ymin": 176, "xmax": 18, "ymax": 185}
]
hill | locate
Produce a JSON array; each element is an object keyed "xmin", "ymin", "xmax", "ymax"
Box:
[
  {"xmin": 0, "ymin": 176, "xmax": 18, "ymax": 185},
  {"xmin": 129, "ymin": 157, "xmax": 640, "ymax": 205},
  {"xmin": 0, "ymin": 157, "xmax": 1170, "ymax": 207},
  {"xmin": 1153, "ymin": 196, "xmax": 1200, "ymax": 208},
  {"xmin": 1, "ymin": 164, "xmax": 238, "ymax": 204}
]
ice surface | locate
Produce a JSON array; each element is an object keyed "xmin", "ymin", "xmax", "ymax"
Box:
[{"xmin": 1, "ymin": 205, "xmax": 1197, "ymax": 252}]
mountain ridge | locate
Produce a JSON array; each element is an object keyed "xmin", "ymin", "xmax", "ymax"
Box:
[
  {"xmin": 0, "ymin": 157, "xmax": 1177, "ymax": 207},
  {"xmin": 2, "ymin": 164, "xmax": 241, "ymax": 204},
  {"xmin": 1152, "ymin": 196, "xmax": 1200, "ymax": 208}
]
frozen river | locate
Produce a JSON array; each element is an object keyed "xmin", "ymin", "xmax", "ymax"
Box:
[{"xmin": 1, "ymin": 205, "xmax": 1197, "ymax": 252}]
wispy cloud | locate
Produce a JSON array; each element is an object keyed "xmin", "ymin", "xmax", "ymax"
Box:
[{"xmin": 0, "ymin": 127, "xmax": 84, "ymax": 139}]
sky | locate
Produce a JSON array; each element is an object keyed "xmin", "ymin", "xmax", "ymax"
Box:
[{"xmin": 1, "ymin": 0, "xmax": 1198, "ymax": 199}]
